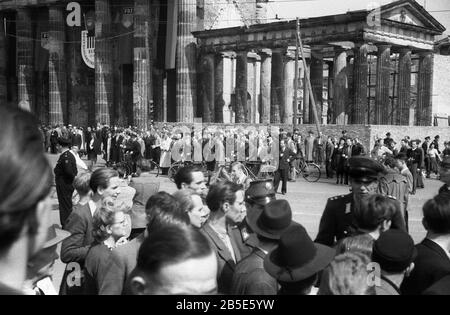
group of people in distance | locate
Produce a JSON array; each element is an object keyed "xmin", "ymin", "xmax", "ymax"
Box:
[{"xmin": 3, "ymin": 105, "xmax": 450, "ymax": 295}]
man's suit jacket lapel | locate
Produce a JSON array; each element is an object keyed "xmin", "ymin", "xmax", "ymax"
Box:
[
  {"xmin": 422, "ymin": 238, "xmax": 450, "ymax": 262},
  {"xmin": 202, "ymin": 224, "xmax": 236, "ymax": 270},
  {"xmin": 228, "ymin": 226, "xmax": 242, "ymax": 262}
]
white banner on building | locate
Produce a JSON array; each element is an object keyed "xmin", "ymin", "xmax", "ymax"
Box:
[{"xmin": 81, "ymin": 30, "xmax": 95, "ymax": 69}]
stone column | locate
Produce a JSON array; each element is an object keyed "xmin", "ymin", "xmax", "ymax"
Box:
[
  {"xmin": 199, "ymin": 53, "xmax": 215, "ymax": 123},
  {"xmin": 235, "ymin": 51, "xmax": 248, "ymax": 123},
  {"xmin": 176, "ymin": 0, "xmax": 197, "ymax": 122},
  {"xmin": 0, "ymin": 14, "xmax": 7, "ymax": 105},
  {"xmin": 133, "ymin": 0, "xmax": 151, "ymax": 130},
  {"xmin": 48, "ymin": 6, "xmax": 67, "ymax": 125},
  {"xmin": 247, "ymin": 52, "xmax": 257, "ymax": 123},
  {"xmin": 214, "ymin": 53, "xmax": 225, "ymax": 123},
  {"xmin": 17, "ymin": 8, "xmax": 34, "ymax": 112},
  {"xmin": 352, "ymin": 44, "xmax": 369, "ymax": 124},
  {"xmin": 283, "ymin": 49, "xmax": 295, "ymax": 124},
  {"xmin": 95, "ymin": 0, "xmax": 113, "ymax": 125},
  {"xmin": 303, "ymin": 59, "xmax": 310, "ymax": 124},
  {"xmin": 259, "ymin": 49, "xmax": 272, "ymax": 124},
  {"xmin": 397, "ymin": 48, "xmax": 412, "ymax": 126},
  {"xmin": 416, "ymin": 51, "xmax": 434, "ymax": 126},
  {"xmin": 375, "ymin": 44, "xmax": 391, "ymax": 125},
  {"xmin": 153, "ymin": 68, "xmax": 165, "ymax": 122},
  {"xmin": 310, "ymin": 51, "xmax": 323, "ymax": 124},
  {"xmin": 333, "ymin": 49, "xmax": 348, "ymax": 125},
  {"xmin": 326, "ymin": 61, "xmax": 334, "ymax": 124},
  {"xmin": 270, "ymin": 49, "xmax": 283, "ymax": 123}
]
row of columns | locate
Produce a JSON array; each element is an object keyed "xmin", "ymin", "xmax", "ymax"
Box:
[
  {"xmin": 11, "ymin": 0, "xmax": 157, "ymax": 129},
  {"xmin": 199, "ymin": 43, "xmax": 435, "ymax": 126},
  {"xmin": 200, "ymin": 47, "xmax": 300, "ymax": 124},
  {"xmin": 329, "ymin": 44, "xmax": 434, "ymax": 126}
]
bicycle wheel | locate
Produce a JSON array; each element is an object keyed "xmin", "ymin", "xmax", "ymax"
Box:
[
  {"xmin": 168, "ymin": 162, "xmax": 182, "ymax": 182},
  {"xmin": 245, "ymin": 162, "xmax": 260, "ymax": 179},
  {"xmin": 302, "ymin": 163, "xmax": 321, "ymax": 183}
]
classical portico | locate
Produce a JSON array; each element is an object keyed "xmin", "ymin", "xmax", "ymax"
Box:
[{"xmin": 193, "ymin": 0, "xmax": 446, "ymax": 126}]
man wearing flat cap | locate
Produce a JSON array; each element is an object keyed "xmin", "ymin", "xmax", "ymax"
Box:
[
  {"xmin": 315, "ymin": 156, "xmax": 405, "ymax": 246},
  {"xmin": 54, "ymin": 137, "xmax": 78, "ymax": 227}
]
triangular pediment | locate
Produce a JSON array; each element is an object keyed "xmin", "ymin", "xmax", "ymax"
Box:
[
  {"xmin": 383, "ymin": 6, "xmax": 424, "ymax": 27},
  {"xmin": 372, "ymin": 0, "xmax": 446, "ymax": 34}
]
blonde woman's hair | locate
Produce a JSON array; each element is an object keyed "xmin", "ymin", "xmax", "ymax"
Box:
[
  {"xmin": 92, "ymin": 197, "xmax": 122, "ymax": 243},
  {"xmin": 319, "ymin": 252, "xmax": 375, "ymax": 295}
]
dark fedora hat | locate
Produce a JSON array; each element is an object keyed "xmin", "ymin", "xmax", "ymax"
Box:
[
  {"xmin": 44, "ymin": 224, "xmax": 71, "ymax": 249},
  {"xmin": 27, "ymin": 225, "xmax": 71, "ymax": 275},
  {"xmin": 246, "ymin": 200, "xmax": 295, "ymax": 240},
  {"xmin": 264, "ymin": 225, "xmax": 335, "ymax": 282}
]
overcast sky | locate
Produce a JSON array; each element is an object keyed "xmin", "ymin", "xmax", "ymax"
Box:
[{"xmin": 268, "ymin": 0, "xmax": 450, "ymax": 33}]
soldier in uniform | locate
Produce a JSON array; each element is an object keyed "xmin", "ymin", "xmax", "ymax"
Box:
[
  {"xmin": 315, "ymin": 156, "xmax": 406, "ymax": 247},
  {"xmin": 54, "ymin": 137, "xmax": 78, "ymax": 227},
  {"xmin": 438, "ymin": 156, "xmax": 450, "ymax": 195}
]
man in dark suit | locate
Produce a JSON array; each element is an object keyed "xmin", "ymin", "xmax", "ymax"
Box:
[
  {"xmin": 274, "ymin": 139, "xmax": 295, "ymax": 195},
  {"xmin": 407, "ymin": 140, "xmax": 424, "ymax": 195},
  {"xmin": 315, "ymin": 156, "xmax": 406, "ymax": 246},
  {"xmin": 422, "ymin": 274, "xmax": 450, "ymax": 295},
  {"xmin": 351, "ymin": 138, "xmax": 365, "ymax": 157},
  {"xmin": 401, "ymin": 193, "xmax": 450, "ymax": 295},
  {"xmin": 231, "ymin": 200, "xmax": 296, "ymax": 295},
  {"xmin": 50, "ymin": 127, "xmax": 59, "ymax": 154},
  {"xmin": 72, "ymin": 127, "xmax": 83, "ymax": 149},
  {"xmin": 438, "ymin": 156, "xmax": 450, "ymax": 195},
  {"xmin": 422, "ymin": 137, "xmax": 431, "ymax": 177},
  {"xmin": 54, "ymin": 137, "xmax": 78, "ymax": 227},
  {"xmin": 325, "ymin": 137, "xmax": 335, "ymax": 179},
  {"xmin": 59, "ymin": 202, "xmax": 94, "ymax": 295},
  {"xmin": 60, "ymin": 168, "xmax": 121, "ymax": 295},
  {"xmin": 202, "ymin": 181, "xmax": 253, "ymax": 294}
]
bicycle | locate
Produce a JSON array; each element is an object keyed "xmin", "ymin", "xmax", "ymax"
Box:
[
  {"xmin": 138, "ymin": 159, "xmax": 161, "ymax": 177},
  {"xmin": 294, "ymin": 158, "xmax": 321, "ymax": 183}
]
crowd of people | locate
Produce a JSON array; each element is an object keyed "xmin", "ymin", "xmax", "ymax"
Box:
[{"xmin": 3, "ymin": 105, "xmax": 450, "ymax": 296}]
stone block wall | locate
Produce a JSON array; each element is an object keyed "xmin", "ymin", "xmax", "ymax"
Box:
[
  {"xmin": 368, "ymin": 125, "xmax": 450, "ymax": 152},
  {"xmin": 154, "ymin": 122, "xmax": 450, "ymax": 157},
  {"xmin": 432, "ymin": 54, "xmax": 450, "ymax": 118}
]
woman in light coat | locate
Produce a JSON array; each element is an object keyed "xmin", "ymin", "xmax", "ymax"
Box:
[{"xmin": 159, "ymin": 132, "xmax": 173, "ymax": 175}]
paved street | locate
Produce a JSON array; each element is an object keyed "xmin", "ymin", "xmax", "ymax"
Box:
[{"xmin": 47, "ymin": 153, "xmax": 442, "ymax": 292}]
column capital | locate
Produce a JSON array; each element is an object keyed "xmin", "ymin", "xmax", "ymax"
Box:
[
  {"xmin": 397, "ymin": 47, "xmax": 412, "ymax": 54},
  {"xmin": 285, "ymin": 48, "xmax": 297, "ymax": 60},
  {"xmin": 334, "ymin": 48, "xmax": 348, "ymax": 56},
  {"xmin": 220, "ymin": 51, "xmax": 236, "ymax": 59},
  {"xmin": 354, "ymin": 42, "xmax": 370, "ymax": 48},
  {"xmin": 417, "ymin": 50, "xmax": 433, "ymax": 58},
  {"xmin": 272, "ymin": 47, "xmax": 288, "ymax": 54},
  {"xmin": 236, "ymin": 50, "xmax": 248, "ymax": 56},
  {"xmin": 247, "ymin": 51, "xmax": 261, "ymax": 61},
  {"xmin": 258, "ymin": 48, "xmax": 272, "ymax": 57},
  {"xmin": 376, "ymin": 44, "xmax": 392, "ymax": 52}
]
